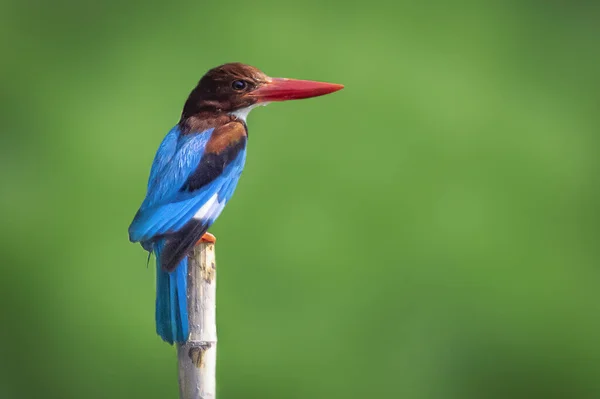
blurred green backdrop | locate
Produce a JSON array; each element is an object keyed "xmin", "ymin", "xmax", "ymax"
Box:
[{"xmin": 1, "ymin": 1, "xmax": 599, "ymax": 398}]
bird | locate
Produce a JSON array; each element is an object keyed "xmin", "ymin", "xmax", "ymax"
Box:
[{"xmin": 128, "ymin": 63, "xmax": 343, "ymax": 344}]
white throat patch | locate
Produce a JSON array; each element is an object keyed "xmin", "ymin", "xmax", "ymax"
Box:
[{"xmin": 230, "ymin": 103, "xmax": 269, "ymax": 122}]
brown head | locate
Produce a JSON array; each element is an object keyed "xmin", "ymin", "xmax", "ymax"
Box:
[{"xmin": 181, "ymin": 62, "xmax": 344, "ymax": 121}]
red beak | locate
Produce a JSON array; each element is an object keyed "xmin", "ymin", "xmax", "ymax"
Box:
[{"xmin": 250, "ymin": 78, "xmax": 344, "ymax": 102}]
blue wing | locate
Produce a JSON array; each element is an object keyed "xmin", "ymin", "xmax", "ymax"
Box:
[
  {"xmin": 146, "ymin": 126, "xmax": 180, "ymax": 193},
  {"xmin": 128, "ymin": 125, "xmax": 246, "ymax": 250}
]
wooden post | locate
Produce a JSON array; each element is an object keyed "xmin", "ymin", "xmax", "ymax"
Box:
[{"xmin": 177, "ymin": 242, "xmax": 217, "ymax": 399}]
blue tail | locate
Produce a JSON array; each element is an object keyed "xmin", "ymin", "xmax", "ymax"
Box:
[{"xmin": 154, "ymin": 239, "xmax": 189, "ymax": 344}]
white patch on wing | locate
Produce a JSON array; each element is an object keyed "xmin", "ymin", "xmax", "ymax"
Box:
[
  {"xmin": 193, "ymin": 192, "xmax": 227, "ymax": 221},
  {"xmin": 210, "ymin": 199, "xmax": 226, "ymax": 221},
  {"xmin": 230, "ymin": 102, "xmax": 269, "ymax": 122},
  {"xmin": 194, "ymin": 193, "xmax": 219, "ymax": 220}
]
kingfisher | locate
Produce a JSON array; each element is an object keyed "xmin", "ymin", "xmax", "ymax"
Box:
[{"xmin": 128, "ymin": 63, "xmax": 343, "ymax": 344}]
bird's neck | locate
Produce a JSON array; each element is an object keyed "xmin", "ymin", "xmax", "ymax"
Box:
[{"xmin": 179, "ymin": 111, "xmax": 245, "ymax": 135}]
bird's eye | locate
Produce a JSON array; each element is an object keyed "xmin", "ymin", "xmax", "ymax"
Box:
[{"xmin": 231, "ymin": 80, "xmax": 247, "ymax": 91}]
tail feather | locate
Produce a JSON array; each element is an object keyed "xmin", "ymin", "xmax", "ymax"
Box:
[
  {"xmin": 154, "ymin": 240, "xmax": 189, "ymax": 344},
  {"xmin": 175, "ymin": 261, "xmax": 188, "ymax": 340}
]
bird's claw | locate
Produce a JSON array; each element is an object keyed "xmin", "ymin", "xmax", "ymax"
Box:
[{"xmin": 197, "ymin": 232, "xmax": 216, "ymax": 245}]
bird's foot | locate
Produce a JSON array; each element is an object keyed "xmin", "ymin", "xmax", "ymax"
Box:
[{"xmin": 197, "ymin": 232, "xmax": 216, "ymax": 245}]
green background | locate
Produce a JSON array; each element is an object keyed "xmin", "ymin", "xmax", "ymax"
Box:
[{"xmin": 1, "ymin": 1, "xmax": 599, "ymax": 398}]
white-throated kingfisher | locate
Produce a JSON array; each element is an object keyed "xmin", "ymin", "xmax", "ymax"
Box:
[{"xmin": 128, "ymin": 63, "xmax": 343, "ymax": 344}]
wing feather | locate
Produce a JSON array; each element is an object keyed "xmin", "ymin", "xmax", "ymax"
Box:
[{"xmin": 128, "ymin": 122, "xmax": 247, "ymax": 254}]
